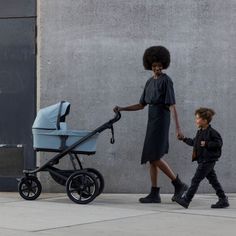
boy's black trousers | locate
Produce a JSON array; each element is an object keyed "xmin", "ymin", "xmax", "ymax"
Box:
[{"xmin": 185, "ymin": 161, "xmax": 226, "ymax": 202}]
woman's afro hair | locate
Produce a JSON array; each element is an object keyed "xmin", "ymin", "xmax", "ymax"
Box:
[{"xmin": 143, "ymin": 46, "xmax": 170, "ymax": 70}]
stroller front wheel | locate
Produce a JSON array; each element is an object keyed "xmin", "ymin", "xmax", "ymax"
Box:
[
  {"xmin": 66, "ymin": 171, "xmax": 99, "ymax": 204},
  {"xmin": 18, "ymin": 176, "xmax": 42, "ymax": 200}
]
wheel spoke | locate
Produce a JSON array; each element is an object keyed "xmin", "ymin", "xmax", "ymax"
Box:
[
  {"xmin": 69, "ymin": 189, "xmax": 77, "ymax": 193},
  {"xmin": 22, "ymin": 186, "xmax": 29, "ymax": 191},
  {"xmin": 31, "ymin": 186, "xmax": 38, "ymax": 194},
  {"xmin": 82, "ymin": 190, "xmax": 91, "ymax": 197},
  {"xmin": 83, "ymin": 189, "xmax": 90, "ymax": 195}
]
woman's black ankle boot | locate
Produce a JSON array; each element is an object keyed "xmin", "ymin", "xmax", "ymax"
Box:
[
  {"xmin": 139, "ymin": 187, "xmax": 161, "ymax": 203},
  {"xmin": 171, "ymin": 175, "xmax": 188, "ymax": 202}
]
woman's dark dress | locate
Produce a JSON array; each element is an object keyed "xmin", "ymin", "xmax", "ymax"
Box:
[{"xmin": 139, "ymin": 73, "xmax": 176, "ymax": 164}]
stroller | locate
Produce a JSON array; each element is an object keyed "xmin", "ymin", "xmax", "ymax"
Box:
[{"xmin": 18, "ymin": 101, "xmax": 121, "ymax": 204}]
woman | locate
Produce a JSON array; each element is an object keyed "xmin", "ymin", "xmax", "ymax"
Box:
[{"xmin": 114, "ymin": 46, "xmax": 187, "ymax": 203}]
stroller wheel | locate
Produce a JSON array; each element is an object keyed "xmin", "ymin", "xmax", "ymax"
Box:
[
  {"xmin": 84, "ymin": 168, "xmax": 104, "ymax": 196},
  {"xmin": 18, "ymin": 176, "xmax": 42, "ymax": 200},
  {"xmin": 66, "ymin": 171, "xmax": 99, "ymax": 204}
]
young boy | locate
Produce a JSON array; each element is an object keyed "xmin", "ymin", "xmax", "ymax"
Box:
[{"xmin": 176, "ymin": 107, "xmax": 229, "ymax": 209}]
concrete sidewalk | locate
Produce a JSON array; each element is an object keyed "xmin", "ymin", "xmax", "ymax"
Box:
[{"xmin": 0, "ymin": 192, "xmax": 235, "ymax": 236}]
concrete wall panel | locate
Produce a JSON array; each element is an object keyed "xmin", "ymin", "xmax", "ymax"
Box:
[{"xmin": 38, "ymin": 0, "xmax": 236, "ymax": 193}]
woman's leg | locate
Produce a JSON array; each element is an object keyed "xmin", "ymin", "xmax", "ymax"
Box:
[
  {"xmin": 150, "ymin": 162, "xmax": 159, "ymax": 187},
  {"xmin": 152, "ymin": 158, "xmax": 188, "ymax": 201},
  {"xmin": 152, "ymin": 159, "xmax": 176, "ymax": 181},
  {"xmin": 139, "ymin": 162, "xmax": 161, "ymax": 203}
]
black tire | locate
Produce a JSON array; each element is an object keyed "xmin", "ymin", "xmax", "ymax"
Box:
[
  {"xmin": 84, "ymin": 168, "xmax": 104, "ymax": 196},
  {"xmin": 66, "ymin": 171, "xmax": 98, "ymax": 204},
  {"xmin": 18, "ymin": 176, "xmax": 42, "ymax": 200}
]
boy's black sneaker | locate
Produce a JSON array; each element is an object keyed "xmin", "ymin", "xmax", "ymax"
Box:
[
  {"xmin": 211, "ymin": 197, "xmax": 229, "ymax": 208},
  {"xmin": 175, "ymin": 196, "xmax": 190, "ymax": 209}
]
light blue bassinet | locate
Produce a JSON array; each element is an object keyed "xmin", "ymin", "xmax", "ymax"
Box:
[{"xmin": 32, "ymin": 101, "xmax": 98, "ymax": 154}]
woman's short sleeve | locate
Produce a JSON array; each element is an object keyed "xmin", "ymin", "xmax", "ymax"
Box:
[
  {"xmin": 164, "ymin": 78, "xmax": 176, "ymax": 105},
  {"xmin": 139, "ymin": 88, "xmax": 147, "ymax": 105},
  {"xmin": 139, "ymin": 79, "xmax": 151, "ymax": 106}
]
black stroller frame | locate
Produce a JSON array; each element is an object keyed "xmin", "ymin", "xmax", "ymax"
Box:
[{"xmin": 18, "ymin": 101, "xmax": 121, "ymax": 204}]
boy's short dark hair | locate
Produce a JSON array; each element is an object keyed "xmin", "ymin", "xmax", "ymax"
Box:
[
  {"xmin": 143, "ymin": 46, "xmax": 170, "ymax": 70},
  {"xmin": 195, "ymin": 107, "xmax": 215, "ymax": 124}
]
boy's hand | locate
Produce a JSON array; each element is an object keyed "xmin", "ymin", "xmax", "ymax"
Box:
[
  {"xmin": 177, "ymin": 135, "xmax": 185, "ymax": 141},
  {"xmin": 200, "ymin": 141, "xmax": 206, "ymax": 147}
]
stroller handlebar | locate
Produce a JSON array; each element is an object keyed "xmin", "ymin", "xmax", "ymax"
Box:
[{"xmin": 109, "ymin": 110, "xmax": 121, "ymax": 124}]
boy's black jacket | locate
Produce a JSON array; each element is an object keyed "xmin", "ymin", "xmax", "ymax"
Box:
[{"xmin": 183, "ymin": 125, "xmax": 223, "ymax": 163}]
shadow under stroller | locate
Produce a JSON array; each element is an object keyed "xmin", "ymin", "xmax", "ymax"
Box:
[{"xmin": 18, "ymin": 101, "xmax": 121, "ymax": 204}]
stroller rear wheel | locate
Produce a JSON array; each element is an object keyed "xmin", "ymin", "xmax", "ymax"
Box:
[
  {"xmin": 66, "ymin": 171, "xmax": 98, "ymax": 204},
  {"xmin": 84, "ymin": 168, "xmax": 104, "ymax": 196},
  {"xmin": 18, "ymin": 176, "xmax": 42, "ymax": 200}
]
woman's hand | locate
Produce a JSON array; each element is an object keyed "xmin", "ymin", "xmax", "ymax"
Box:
[
  {"xmin": 113, "ymin": 106, "xmax": 122, "ymax": 112},
  {"xmin": 176, "ymin": 129, "xmax": 185, "ymax": 140}
]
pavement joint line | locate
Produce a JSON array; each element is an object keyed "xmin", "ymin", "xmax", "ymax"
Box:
[
  {"xmin": 0, "ymin": 226, "xmax": 29, "ymax": 233},
  {"xmin": 29, "ymin": 207, "xmax": 236, "ymax": 233},
  {"xmin": 30, "ymin": 212, "xmax": 159, "ymax": 233},
  {"xmin": 0, "ymin": 207, "xmax": 234, "ymax": 234},
  {"xmin": 2, "ymin": 202, "xmax": 235, "ymax": 220}
]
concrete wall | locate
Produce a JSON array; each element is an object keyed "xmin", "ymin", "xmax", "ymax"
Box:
[{"xmin": 38, "ymin": 0, "xmax": 236, "ymax": 193}]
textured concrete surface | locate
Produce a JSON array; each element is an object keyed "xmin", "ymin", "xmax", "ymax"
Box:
[
  {"xmin": 38, "ymin": 0, "xmax": 236, "ymax": 192},
  {"xmin": 0, "ymin": 192, "xmax": 235, "ymax": 236}
]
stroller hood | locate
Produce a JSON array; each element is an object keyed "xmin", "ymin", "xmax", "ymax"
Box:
[{"xmin": 32, "ymin": 101, "xmax": 70, "ymax": 130}]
